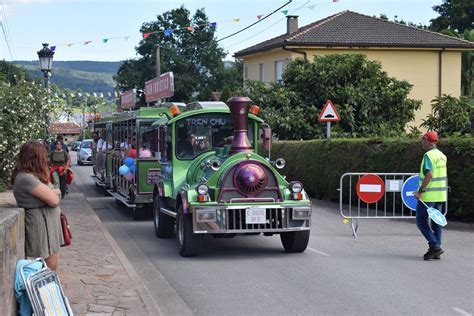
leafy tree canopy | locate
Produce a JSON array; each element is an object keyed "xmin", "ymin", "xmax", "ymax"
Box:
[
  {"xmin": 246, "ymin": 54, "xmax": 421, "ymax": 140},
  {"xmin": 115, "ymin": 6, "xmax": 239, "ymax": 104},
  {"xmin": 430, "ymin": 0, "xmax": 474, "ymax": 33},
  {"xmin": 421, "ymin": 94, "xmax": 472, "ymax": 136}
]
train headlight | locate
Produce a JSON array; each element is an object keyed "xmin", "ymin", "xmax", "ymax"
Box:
[
  {"xmin": 289, "ymin": 181, "xmax": 303, "ymax": 193},
  {"xmin": 196, "ymin": 184, "xmax": 209, "ymax": 195},
  {"xmin": 292, "ymin": 207, "xmax": 311, "ymax": 220},
  {"xmin": 196, "ymin": 209, "xmax": 216, "ymax": 222}
]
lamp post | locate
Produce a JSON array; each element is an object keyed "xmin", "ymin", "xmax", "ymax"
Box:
[{"xmin": 37, "ymin": 43, "xmax": 55, "ymax": 141}]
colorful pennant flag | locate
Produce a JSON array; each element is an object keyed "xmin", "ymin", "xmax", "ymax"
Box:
[
  {"xmin": 143, "ymin": 33, "xmax": 151, "ymax": 39},
  {"xmin": 124, "ymin": 36, "xmax": 130, "ymax": 41},
  {"xmin": 100, "ymin": 93, "xmax": 104, "ymax": 97},
  {"xmin": 102, "ymin": 38, "xmax": 109, "ymax": 43},
  {"xmin": 233, "ymin": 18, "xmax": 240, "ymax": 22},
  {"xmin": 50, "ymin": 46, "xmax": 56, "ymax": 52},
  {"xmin": 70, "ymin": 93, "xmax": 75, "ymax": 98},
  {"xmin": 84, "ymin": 41, "xmax": 92, "ymax": 45},
  {"xmin": 210, "ymin": 22, "xmax": 217, "ymax": 27},
  {"xmin": 67, "ymin": 43, "xmax": 73, "ymax": 47},
  {"xmin": 77, "ymin": 93, "xmax": 82, "ymax": 97},
  {"xmin": 164, "ymin": 29, "xmax": 173, "ymax": 37},
  {"xmin": 108, "ymin": 92, "xmax": 112, "ymax": 97},
  {"xmin": 187, "ymin": 26, "xmax": 194, "ymax": 31},
  {"xmin": 257, "ymin": 14, "xmax": 264, "ymax": 20},
  {"xmin": 93, "ymin": 92, "xmax": 97, "ymax": 97},
  {"xmin": 281, "ymin": 10, "xmax": 288, "ymax": 15}
]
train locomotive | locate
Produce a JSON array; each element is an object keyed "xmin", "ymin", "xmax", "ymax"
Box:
[{"xmin": 151, "ymin": 97, "xmax": 312, "ymax": 257}]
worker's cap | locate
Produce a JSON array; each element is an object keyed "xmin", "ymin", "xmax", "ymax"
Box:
[{"xmin": 422, "ymin": 131, "xmax": 438, "ymax": 143}]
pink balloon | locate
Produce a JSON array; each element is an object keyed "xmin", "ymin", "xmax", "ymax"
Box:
[
  {"xmin": 140, "ymin": 149, "xmax": 152, "ymax": 158},
  {"xmin": 124, "ymin": 172, "xmax": 134, "ymax": 181}
]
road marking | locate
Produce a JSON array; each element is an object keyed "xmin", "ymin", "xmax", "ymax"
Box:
[
  {"xmin": 307, "ymin": 247, "xmax": 330, "ymax": 256},
  {"xmin": 452, "ymin": 307, "xmax": 472, "ymax": 316}
]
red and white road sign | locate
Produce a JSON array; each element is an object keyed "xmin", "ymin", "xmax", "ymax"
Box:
[
  {"xmin": 356, "ymin": 174, "xmax": 385, "ymax": 204},
  {"xmin": 317, "ymin": 99, "xmax": 341, "ymax": 122}
]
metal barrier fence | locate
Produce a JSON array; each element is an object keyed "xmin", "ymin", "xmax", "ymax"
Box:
[{"xmin": 339, "ymin": 172, "xmax": 448, "ymax": 238}]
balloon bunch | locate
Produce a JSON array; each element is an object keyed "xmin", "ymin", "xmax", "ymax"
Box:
[{"xmin": 119, "ymin": 157, "xmax": 136, "ymax": 181}]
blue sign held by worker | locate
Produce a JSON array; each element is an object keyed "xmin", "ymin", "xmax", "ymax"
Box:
[{"xmin": 401, "ymin": 175, "xmax": 420, "ymax": 211}]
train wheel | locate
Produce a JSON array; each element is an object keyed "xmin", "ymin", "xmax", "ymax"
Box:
[
  {"xmin": 153, "ymin": 195, "xmax": 174, "ymax": 238},
  {"xmin": 176, "ymin": 205, "xmax": 201, "ymax": 257},
  {"xmin": 280, "ymin": 231, "xmax": 310, "ymax": 253}
]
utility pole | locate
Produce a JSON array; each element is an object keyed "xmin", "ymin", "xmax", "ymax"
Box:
[
  {"xmin": 156, "ymin": 45, "xmax": 160, "ymax": 77},
  {"xmin": 82, "ymin": 96, "xmax": 88, "ymax": 140}
]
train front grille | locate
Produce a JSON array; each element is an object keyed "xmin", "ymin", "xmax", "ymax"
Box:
[{"xmin": 226, "ymin": 208, "xmax": 289, "ymax": 231}]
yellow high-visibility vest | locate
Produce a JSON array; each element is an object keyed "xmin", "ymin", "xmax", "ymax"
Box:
[{"xmin": 419, "ymin": 148, "xmax": 447, "ymax": 202}]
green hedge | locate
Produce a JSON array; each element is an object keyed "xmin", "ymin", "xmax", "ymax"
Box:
[{"xmin": 270, "ymin": 137, "xmax": 474, "ymax": 221}]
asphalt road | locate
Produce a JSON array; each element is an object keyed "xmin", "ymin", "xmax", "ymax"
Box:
[{"xmin": 70, "ymin": 155, "xmax": 474, "ymax": 316}]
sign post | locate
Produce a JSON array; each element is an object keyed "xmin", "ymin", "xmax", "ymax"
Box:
[{"xmin": 317, "ymin": 100, "xmax": 341, "ymax": 139}]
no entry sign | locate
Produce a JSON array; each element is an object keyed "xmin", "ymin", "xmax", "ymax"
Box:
[{"xmin": 356, "ymin": 174, "xmax": 385, "ymax": 204}]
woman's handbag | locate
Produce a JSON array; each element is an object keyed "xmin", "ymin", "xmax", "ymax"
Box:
[{"xmin": 60, "ymin": 212, "xmax": 72, "ymax": 247}]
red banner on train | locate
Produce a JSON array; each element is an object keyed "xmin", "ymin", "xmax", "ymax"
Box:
[
  {"xmin": 120, "ymin": 89, "xmax": 136, "ymax": 109},
  {"xmin": 145, "ymin": 72, "xmax": 174, "ymax": 102}
]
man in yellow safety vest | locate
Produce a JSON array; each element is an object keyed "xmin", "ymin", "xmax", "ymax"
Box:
[{"xmin": 414, "ymin": 131, "xmax": 447, "ymax": 260}]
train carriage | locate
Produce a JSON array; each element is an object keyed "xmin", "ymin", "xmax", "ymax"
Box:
[
  {"xmin": 92, "ymin": 104, "xmax": 185, "ymax": 219},
  {"xmin": 151, "ymin": 97, "xmax": 312, "ymax": 257}
]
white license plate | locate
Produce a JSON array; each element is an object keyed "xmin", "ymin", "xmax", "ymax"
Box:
[{"xmin": 245, "ymin": 207, "xmax": 266, "ymax": 224}]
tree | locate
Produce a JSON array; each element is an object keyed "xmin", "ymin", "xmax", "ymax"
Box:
[
  {"xmin": 420, "ymin": 94, "xmax": 472, "ymax": 135},
  {"xmin": 430, "ymin": 0, "xmax": 474, "ymax": 33},
  {"xmin": 245, "ymin": 54, "xmax": 421, "ymax": 140},
  {"xmin": 0, "ymin": 63, "xmax": 65, "ymax": 191},
  {"xmin": 115, "ymin": 6, "xmax": 229, "ymax": 104}
]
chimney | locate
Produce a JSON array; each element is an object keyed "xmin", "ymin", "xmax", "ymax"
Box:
[
  {"xmin": 287, "ymin": 15, "xmax": 298, "ymax": 35},
  {"xmin": 227, "ymin": 97, "xmax": 253, "ymax": 154}
]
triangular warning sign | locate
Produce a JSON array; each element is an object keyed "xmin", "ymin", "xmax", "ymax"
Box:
[{"xmin": 318, "ymin": 100, "xmax": 341, "ymax": 122}]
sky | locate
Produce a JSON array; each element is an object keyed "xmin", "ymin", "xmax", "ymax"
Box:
[{"xmin": 0, "ymin": 0, "xmax": 442, "ymax": 62}]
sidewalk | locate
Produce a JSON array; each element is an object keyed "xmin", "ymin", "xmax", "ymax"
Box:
[
  {"xmin": 0, "ymin": 188, "xmax": 154, "ymax": 316},
  {"xmin": 57, "ymin": 189, "xmax": 153, "ymax": 316}
]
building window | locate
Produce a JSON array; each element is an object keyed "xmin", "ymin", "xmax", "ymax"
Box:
[
  {"xmin": 259, "ymin": 63, "xmax": 265, "ymax": 82},
  {"xmin": 244, "ymin": 66, "xmax": 248, "ymax": 79},
  {"xmin": 275, "ymin": 61, "xmax": 284, "ymax": 83}
]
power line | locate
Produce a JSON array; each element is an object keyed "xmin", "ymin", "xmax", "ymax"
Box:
[
  {"xmin": 217, "ymin": 0, "xmax": 293, "ymax": 42},
  {"xmin": 0, "ymin": 2, "xmax": 14, "ymax": 60},
  {"xmin": 225, "ymin": 0, "xmax": 311, "ymax": 50},
  {"xmin": 1, "ymin": 1, "xmax": 16, "ymax": 59}
]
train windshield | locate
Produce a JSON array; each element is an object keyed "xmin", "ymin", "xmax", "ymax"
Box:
[{"xmin": 175, "ymin": 113, "xmax": 254, "ymax": 160}]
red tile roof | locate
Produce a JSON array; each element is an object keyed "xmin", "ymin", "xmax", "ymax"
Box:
[{"xmin": 235, "ymin": 11, "xmax": 474, "ymax": 57}]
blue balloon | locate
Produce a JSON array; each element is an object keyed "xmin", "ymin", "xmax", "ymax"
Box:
[
  {"xmin": 129, "ymin": 165, "xmax": 135, "ymax": 174},
  {"xmin": 119, "ymin": 165, "xmax": 130, "ymax": 175},
  {"xmin": 124, "ymin": 157, "xmax": 135, "ymax": 167}
]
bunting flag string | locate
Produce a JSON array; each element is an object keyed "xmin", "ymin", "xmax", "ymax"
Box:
[{"xmin": 47, "ymin": 0, "xmax": 341, "ymax": 52}]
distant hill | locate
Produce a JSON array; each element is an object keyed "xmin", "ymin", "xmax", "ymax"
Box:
[{"xmin": 12, "ymin": 60, "xmax": 121, "ymax": 94}]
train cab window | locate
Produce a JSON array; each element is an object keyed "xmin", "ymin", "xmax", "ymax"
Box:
[{"xmin": 175, "ymin": 113, "xmax": 254, "ymax": 160}]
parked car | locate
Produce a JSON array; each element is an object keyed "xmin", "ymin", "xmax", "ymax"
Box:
[
  {"xmin": 77, "ymin": 139, "xmax": 93, "ymax": 165},
  {"xmin": 71, "ymin": 141, "xmax": 81, "ymax": 151}
]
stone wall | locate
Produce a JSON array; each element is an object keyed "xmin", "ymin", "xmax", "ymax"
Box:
[{"xmin": 0, "ymin": 191, "xmax": 24, "ymax": 316}]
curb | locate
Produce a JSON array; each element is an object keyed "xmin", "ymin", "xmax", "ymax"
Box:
[{"xmin": 90, "ymin": 212, "xmax": 161, "ymax": 315}]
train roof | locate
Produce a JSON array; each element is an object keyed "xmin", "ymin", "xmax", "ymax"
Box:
[{"xmin": 153, "ymin": 107, "xmax": 264, "ymax": 126}]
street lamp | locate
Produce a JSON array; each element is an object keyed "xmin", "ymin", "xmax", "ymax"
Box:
[
  {"xmin": 37, "ymin": 43, "xmax": 54, "ymax": 88},
  {"xmin": 37, "ymin": 43, "xmax": 55, "ymax": 142}
]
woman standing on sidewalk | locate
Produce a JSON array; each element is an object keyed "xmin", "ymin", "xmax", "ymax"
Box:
[{"xmin": 11, "ymin": 141, "xmax": 63, "ymax": 271}]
